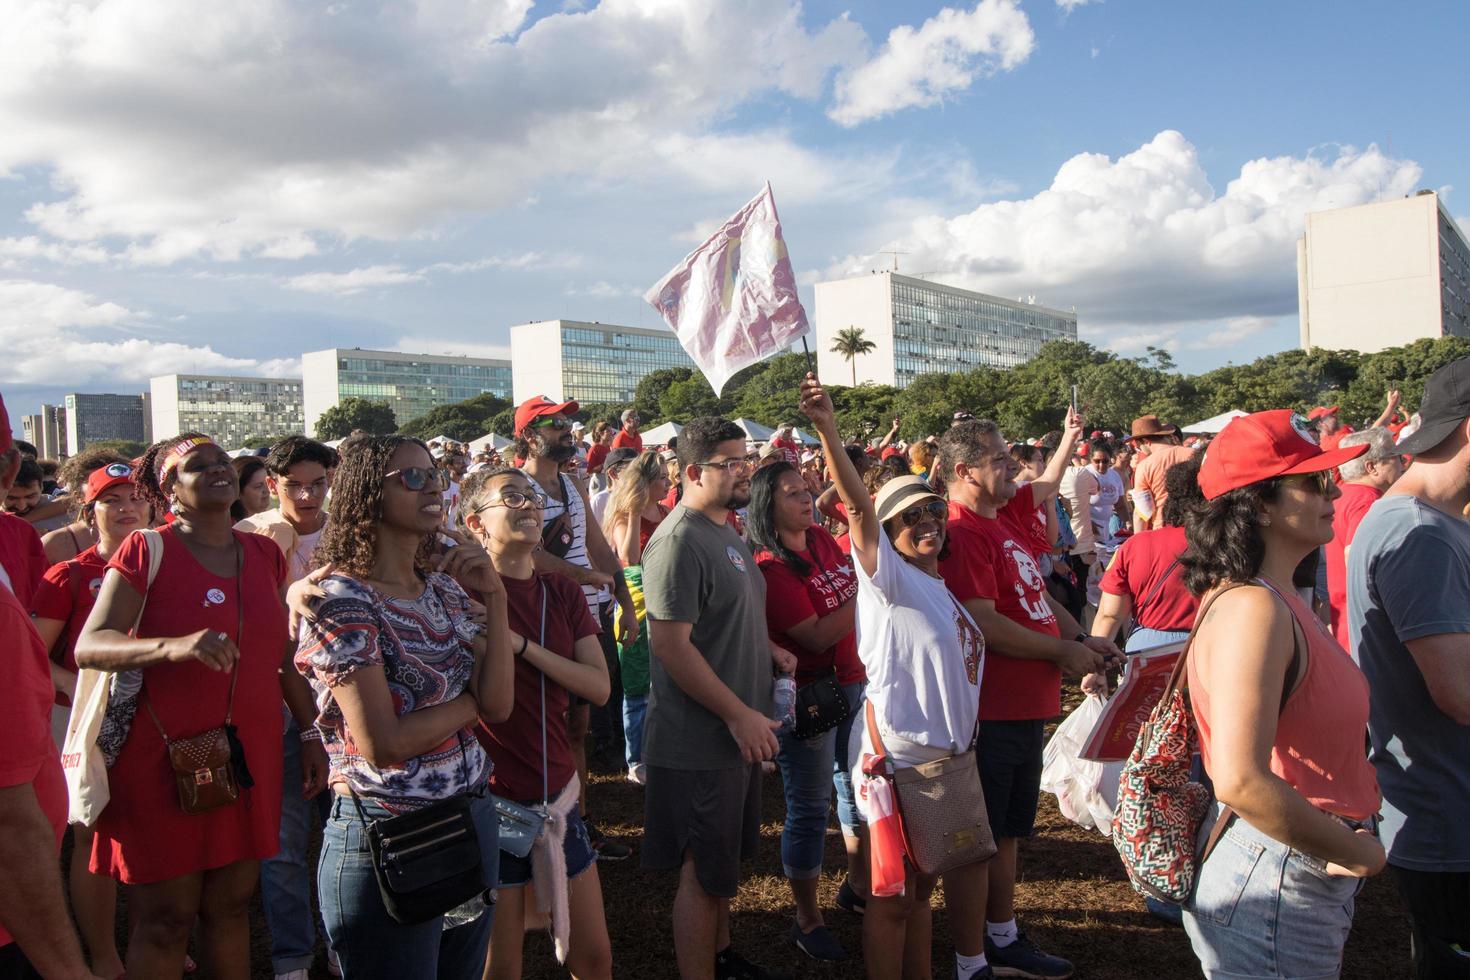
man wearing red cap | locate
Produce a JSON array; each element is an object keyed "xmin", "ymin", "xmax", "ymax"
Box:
[
  {"xmin": 0, "ymin": 392, "xmax": 103, "ymax": 979},
  {"xmin": 1311, "ymin": 390, "xmax": 1401, "ymax": 452}
]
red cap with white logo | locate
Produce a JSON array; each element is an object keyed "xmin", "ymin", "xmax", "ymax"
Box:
[{"xmin": 1197, "ymin": 409, "xmax": 1369, "ymax": 501}]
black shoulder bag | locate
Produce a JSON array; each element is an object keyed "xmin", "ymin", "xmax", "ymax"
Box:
[
  {"xmin": 792, "ymin": 559, "xmax": 854, "ymax": 740},
  {"xmin": 349, "ymin": 581, "xmax": 488, "ymax": 925}
]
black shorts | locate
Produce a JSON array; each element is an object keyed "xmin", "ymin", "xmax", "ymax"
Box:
[
  {"xmin": 641, "ymin": 763, "xmax": 762, "ymax": 898},
  {"xmin": 977, "ymin": 719, "xmax": 1046, "ymax": 840},
  {"xmin": 1392, "ymin": 865, "xmax": 1470, "ymax": 979}
]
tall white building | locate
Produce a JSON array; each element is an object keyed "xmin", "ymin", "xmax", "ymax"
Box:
[
  {"xmin": 1298, "ymin": 191, "xmax": 1470, "ymax": 353},
  {"xmin": 510, "ymin": 320, "xmax": 694, "ymax": 405},
  {"xmin": 301, "ymin": 348, "xmax": 513, "ymax": 436},
  {"xmin": 150, "ymin": 375, "xmax": 304, "ymax": 448},
  {"xmin": 814, "ymin": 272, "xmax": 1078, "ymax": 389}
]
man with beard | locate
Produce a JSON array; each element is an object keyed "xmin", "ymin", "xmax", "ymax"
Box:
[
  {"xmin": 515, "ymin": 396, "xmax": 634, "ymax": 861},
  {"xmin": 641, "ymin": 416, "xmax": 797, "ymax": 980}
]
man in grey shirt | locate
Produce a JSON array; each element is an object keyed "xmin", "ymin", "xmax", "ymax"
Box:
[
  {"xmin": 642, "ymin": 416, "xmax": 795, "ymax": 980},
  {"xmin": 1348, "ymin": 356, "xmax": 1470, "ymax": 979}
]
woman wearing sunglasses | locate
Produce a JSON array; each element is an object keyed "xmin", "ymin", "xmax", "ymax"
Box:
[
  {"xmin": 798, "ymin": 376, "xmax": 988, "ymax": 980},
  {"xmin": 30, "ymin": 461, "xmax": 148, "ymax": 979},
  {"xmin": 458, "ymin": 466, "xmax": 613, "ymax": 980},
  {"xmin": 74, "ymin": 435, "xmax": 325, "ymax": 980},
  {"xmin": 1179, "ymin": 410, "xmax": 1385, "ymax": 978},
  {"xmin": 745, "ymin": 460, "xmax": 863, "ymax": 961},
  {"xmin": 294, "ymin": 437, "xmax": 515, "ymax": 979}
]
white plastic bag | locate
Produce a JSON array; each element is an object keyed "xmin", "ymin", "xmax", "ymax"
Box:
[{"xmin": 1040, "ymin": 694, "xmax": 1120, "ymax": 835}]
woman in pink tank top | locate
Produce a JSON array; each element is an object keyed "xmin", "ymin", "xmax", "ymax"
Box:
[{"xmin": 1177, "ymin": 410, "xmax": 1386, "ymax": 979}]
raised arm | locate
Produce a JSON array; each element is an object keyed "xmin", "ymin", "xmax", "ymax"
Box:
[
  {"xmin": 1371, "ymin": 390, "xmax": 1402, "ymax": 430},
  {"xmin": 800, "ymin": 374, "xmax": 879, "ymax": 578},
  {"xmin": 1029, "ymin": 406, "xmax": 1084, "ymax": 501}
]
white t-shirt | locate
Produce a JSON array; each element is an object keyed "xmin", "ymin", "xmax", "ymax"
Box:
[
  {"xmin": 1088, "ymin": 467, "xmax": 1124, "ymax": 538},
  {"xmin": 1059, "ymin": 465, "xmax": 1098, "ymax": 556},
  {"xmin": 855, "ymin": 529, "xmax": 984, "ymax": 758},
  {"xmin": 590, "ymin": 488, "xmax": 612, "ymax": 529},
  {"xmin": 290, "ymin": 525, "xmax": 325, "ymax": 585}
]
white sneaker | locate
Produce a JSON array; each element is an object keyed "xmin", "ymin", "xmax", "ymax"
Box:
[
  {"xmin": 327, "ymin": 947, "xmax": 342, "ymax": 977},
  {"xmin": 626, "ymin": 763, "xmax": 647, "ymax": 785},
  {"xmin": 275, "ymin": 971, "xmax": 310, "ymax": 980}
]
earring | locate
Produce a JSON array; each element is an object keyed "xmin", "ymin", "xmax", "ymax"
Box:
[{"xmin": 1259, "ymin": 516, "xmax": 1271, "ymax": 527}]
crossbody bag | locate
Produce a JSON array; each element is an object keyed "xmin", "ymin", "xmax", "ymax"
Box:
[
  {"xmin": 792, "ymin": 559, "xmax": 853, "ymax": 740},
  {"xmin": 493, "ymin": 586, "xmax": 550, "ymax": 857}
]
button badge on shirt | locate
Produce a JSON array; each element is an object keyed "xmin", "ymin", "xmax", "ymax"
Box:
[
  {"xmin": 725, "ymin": 546, "xmax": 747, "ymax": 573},
  {"xmin": 203, "ymin": 588, "xmax": 226, "ymax": 608}
]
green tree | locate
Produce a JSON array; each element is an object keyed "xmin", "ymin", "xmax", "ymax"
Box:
[
  {"xmin": 399, "ymin": 393, "xmax": 510, "ymax": 442},
  {"xmin": 728, "ymin": 353, "xmax": 809, "ymax": 425},
  {"xmin": 833, "ymin": 383, "xmax": 900, "ymax": 442},
  {"xmin": 487, "ymin": 408, "xmax": 517, "ymax": 441},
  {"xmin": 829, "ymin": 326, "xmax": 877, "ymax": 387},
  {"xmin": 1343, "ymin": 336, "xmax": 1470, "ymax": 427},
  {"xmin": 315, "ymin": 397, "xmax": 397, "ymax": 440},
  {"xmin": 633, "ymin": 368, "xmax": 695, "ymax": 422},
  {"xmin": 87, "ymin": 438, "xmax": 147, "ymax": 458},
  {"xmin": 659, "ymin": 375, "xmax": 724, "ymax": 421},
  {"xmin": 575, "ymin": 402, "xmax": 630, "ymax": 430}
]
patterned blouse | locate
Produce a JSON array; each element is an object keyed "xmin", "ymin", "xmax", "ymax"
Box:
[{"xmin": 295, "ymin": 572, "xmax": 488, "ymax": 812}]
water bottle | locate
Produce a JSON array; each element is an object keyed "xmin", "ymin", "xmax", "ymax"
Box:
[{"xmin": 772, "ymin": 673, "xmax": 796, "ymax": 735}]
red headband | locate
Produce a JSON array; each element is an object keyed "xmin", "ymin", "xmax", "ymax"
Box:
[{"xmin": 157, "ymin": 436, "xmax": 217, "ymax": 483}]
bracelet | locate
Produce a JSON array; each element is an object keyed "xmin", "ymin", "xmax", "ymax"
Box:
[
  {"xmin": 298, "ymin": 725, "xmax": 324, "ymax": 744},
  {"xmin": 1075, "ymin": 632, "xmax": 1089, "ymax": 643},
  {"xmin": 516, "ymin": 634, "xmax": 530, "ymax": 658}
]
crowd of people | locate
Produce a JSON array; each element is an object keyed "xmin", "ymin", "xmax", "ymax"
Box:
[{"xmin": 0, "ymin": 358, "xmax": 1466, "ymax": 980}]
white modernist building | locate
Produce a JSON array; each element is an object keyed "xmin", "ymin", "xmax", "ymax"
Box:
[
  {"xmin": 1298, "ymin": 191, "xmax": 1470, "ymax": 353},
  {"xmin": 301, "ymin": 348, "xmax": 513, "ymax": 436},
  {"xmin": 150, "ymin": 375, "xmax": 304, "ymax": 448},
  {"xmin": 814, "ymin": 271, "xmax": 1078, "ymax": 389},
  {"xmin": 509, "ymin": 320, "xmax": 695, "ymax": 405}
]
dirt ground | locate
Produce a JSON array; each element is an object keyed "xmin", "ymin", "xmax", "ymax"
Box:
[{"xmin": 218, "ymin": 712, "xmax": 1413, "ymax": 980}]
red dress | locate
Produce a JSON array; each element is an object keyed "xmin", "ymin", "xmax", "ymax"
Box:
[
  {"xmin": 91, "ymin": 527, "xmax": 288, "ymax": 884},
  {"xmin": 32, "ymin": 545, "xmax": 109, "ymax": 706}
]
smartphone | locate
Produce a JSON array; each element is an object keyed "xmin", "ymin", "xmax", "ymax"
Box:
[{"xmin": 1070, "ymin": 384, "xmax": 1079, "ymax": 416}]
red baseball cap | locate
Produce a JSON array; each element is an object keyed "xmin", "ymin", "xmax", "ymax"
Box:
[
  {"xmin": 1307, "ymin": 405, "xmax": 1340, "ymax": 421},
  {"xmin": 85, "ymin": 461, "xmax": 136, "ymax": 503},
  {"xmin": 1197, "ymin": 410, "xmax": 1368, "ymax": 501},
  {"xmin": 513, "ymin": 396, "xmax": 579, "ymax": 436}
]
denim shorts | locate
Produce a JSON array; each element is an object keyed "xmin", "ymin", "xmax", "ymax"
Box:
[
  {"xmin": 498, "ymin": 808, "xmax": 597, "ymax": 887},
  {"xmin": 1184, "ymin": 806, "xmax": 1367, "ymax": 979}
]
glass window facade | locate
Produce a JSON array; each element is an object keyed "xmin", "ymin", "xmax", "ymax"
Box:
[
  {"xmin": 173, "ymin": 378, "xmax": 305, "ymax": 447},
  {"xmin": 889, "ymin": 277, "xmax": 1077, "ymax": 388},
  {"xmin": 559, "ymin": 326, "xmax": 693, "ymax": 403},
  {"xmin": 335, "ymin": 356, "xmax": 513, "ymax": 427},
  {"xmin": 65, "ymin": 393, "xmax": 147, "ymax": 452},
  {"xmin": 1439, "ymin": 211, "xmax": 1470, "ymax": 339}
]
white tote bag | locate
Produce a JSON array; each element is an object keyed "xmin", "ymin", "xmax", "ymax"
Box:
[{"xmin": 61, "ymin": 528, "xmax": 162, "ymax": 826}]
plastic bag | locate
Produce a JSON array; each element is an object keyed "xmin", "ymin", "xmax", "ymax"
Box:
[
  {"xmin": 859, "ymin": 754, "xmax": 907, "ymax": 897},
  {"xmin": 1040, "ymin": 694, "xmax": 1120, "ymax": 835}
]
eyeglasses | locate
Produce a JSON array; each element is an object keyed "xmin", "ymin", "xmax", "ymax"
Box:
[
  {"xmin": 384, "ymin": 467, "xmax": 450, "ymax": 492},
  {"xmin": 897, "ymin": 499, "xmax": 948, "ymax": 527},
  {"xmin": 475, "ymin": 490, "xmax": 547, "ymax": 512},
  {"xmin": 531, "ymin": 417, "xmax": 571, "ymax": 431},
  {"xmin": 1281, "ymin": 470, "xmax": 1335, "ymax": 496},
  {"xmin": 697, "ymin": 458, "xmax": 755, "ymax": 475}
]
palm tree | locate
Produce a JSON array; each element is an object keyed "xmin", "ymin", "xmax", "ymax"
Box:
[{"xmin": 830, "ymin": 326, "xmax": 876, "ymax": 387}]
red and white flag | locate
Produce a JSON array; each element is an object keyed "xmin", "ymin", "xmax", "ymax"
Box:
[{"xmin": 645, "ymin": 182, "xmax": 811, "ymax": 395}]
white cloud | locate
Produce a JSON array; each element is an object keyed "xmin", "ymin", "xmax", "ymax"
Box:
[
  {"xmin": 829, "ymin": 0, "xmax": 1035, "ymax": 127},
  {"xmin": 831, "ymin": 130, "xmax": 1422, "ymax": 334},
  {"xmin": 283, "ymin": 265, "xmax": 428, "ymax": 295},
  {"xmin": 1, "ymin": 0, "xmax": 874, "ymax": 264},
  {"xmin": 566, "ymin": 280, "xmax": 642, "ymax": 299},
  {"xmin": 428, "ymin": 252, "xmax": 559, "ymax": 273},
  {"xmin": 0, "ymin": 236, "xmax": 110, "ymax": 269},
  {"xmin": 1057, "ymin": 0, "xmax": 1100, "ymax": 9},
  {"xmin": 0, "ymin": 278, "xmax": 295, "ymax": 384},
  {"xmin": 392, "ymin": 336, "xmax": 511, "ymax": 361}
]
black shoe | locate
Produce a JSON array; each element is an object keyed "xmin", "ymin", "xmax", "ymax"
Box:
[
  {"xmin": 789, "ymin": 922, "xmax": 846, "ymax": 961},
  {"xmin": 835, "ymin": 878, "xmax": 866, "ymax": 915},
  {"xmin": 985, "ymin": 931, "xmax": 1074, "ymax": 979},
  {"xmin": 585, "ymin": 818, "xmax": 632, "ymax": 862},
  {"xmin": 956, "ymin": 967, "xmax": 995, "ymax": 980},
  {"xmin": 715, "ymin": 946, "xmax": 791, "ymax": 980}
]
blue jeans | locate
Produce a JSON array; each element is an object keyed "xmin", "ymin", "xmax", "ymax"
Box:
[
  {"xmin": 262, "ymin": 717, "xmax": 324, "ymax": 974},
  {"xmin": 1184, "ymin": 806, "xmax": 1365, "ymax": 979},
  {"xmin": 318, "ymin": 793, "xmax": 499, "ymax": 980},
  {"xmin": 831, "ymin": 682, "xmax": 865, "ymax": 835},
  {"xmin": 1125, "ymin": 626, "xmax": 1190, "ymax": 654},
  {"xmin": 776, "ymin": 724, "xmax": 837, "ymax": 880},
  {"xmin": 622, "ymin": 693, "xmax": 648, "ymax": 768}
]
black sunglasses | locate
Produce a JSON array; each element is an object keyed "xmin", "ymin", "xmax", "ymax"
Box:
[
  {"xmin": 1280, "ymin": 470, "xmax": 1334, "ymax": 496},
  {"xmin": 531, "ymin": 417, "xmax": 571, "ymax": 431},
  {"xmin": 897, "ymin": 499, "xmax": 948, "ymax": 527},
  {"xmin": 384, "ymin": 467, "xmax": 450, "ymax": 492}
]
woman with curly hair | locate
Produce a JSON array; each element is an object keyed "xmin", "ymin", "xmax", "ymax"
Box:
[
  {"xmin": 295, "ymin": 435, "xmax": 515, "ymax": 979},
  {"xmin": 40, "ymin": 448, "xmax": 132, "ymax": 565},
  {"xmin": 600, "ymin": 450, "xmax": 670, "ymax": 784},
  {"xmin": 1178, "ymin": 411, "xmax": 1385, "ymax": 978},
  {"xmin": 75, "ymin": 434, "xmax": 327, "ymax": 980}
]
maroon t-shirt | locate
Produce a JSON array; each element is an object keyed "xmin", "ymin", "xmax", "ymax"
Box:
[
  {"xmin": 1099, "ymin": 525, "xmax": 1196, "ymax": 631},
  {"xmin": 477, "ymin": 570, "xmax": 600, "ymax": 801},
  {"xmin": 755, "ymin": 526, "xmax": 864, "ymax": 685}
]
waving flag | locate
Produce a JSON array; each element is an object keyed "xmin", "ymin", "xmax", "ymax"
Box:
[{"xmin": 645, "ymin": 182, "xmax": 811, "ymax": 395}]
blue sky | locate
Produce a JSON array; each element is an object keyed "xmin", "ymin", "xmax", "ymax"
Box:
[{"xmin": 3, "ymin": 0, "xmax": 1467, "ymax": 422}]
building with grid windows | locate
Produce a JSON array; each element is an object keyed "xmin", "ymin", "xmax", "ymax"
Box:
[
  {"xmin": 1298, "ymin": 191, "xmax": 1470, "ymax": 353},
  {"xmin": 509, "ymin": 320, "xmax": 695, "ymax": 405},
  {"xmin": 301, "ymin": 348, "xmax": 513, "ymax": 436},
  {"xmin": 150, "ymin": 375, "xmax": 304, "ymax": 448},
  {"xmin": 64, "ymin": 392, "xmax": 150, "ymax": 453},
  {"xmin": 814, "ymin": 271, "xmax": 1077, "ymax": 389}
]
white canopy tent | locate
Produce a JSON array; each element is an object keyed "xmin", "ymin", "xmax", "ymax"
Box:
[
  {"xmin": 731, "ymin": 417, "xmax": 775, "ymax": 442},
  {"xmin": 468, "ymin": 433, "xmax": 512, "ymax": 453},
  {"xmin": 1184, "ymin": 410, "xmax": 1247, "ymax": 434},
  {"xmin": 641, "ymin": 420, "xmax": 684, "ymax": 446},
  {"xmin": 789, "ymin": 426, "xmax": 821, "ymax": 446}
]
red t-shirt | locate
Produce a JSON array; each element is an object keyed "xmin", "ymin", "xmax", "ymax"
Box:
[
  {"xmin": 1007, "ymin": 482, "xmax": 1053, "ymax": 559},
  {"xmin": 940, "ymin": 489, "xmax": 1062, "ymax": 721},
  {"xmin": 771, "ymin": 437, "xmax": 800, "ymax": 466},
  {"xmin": 0, "ymin": 586, "xmax": 67, "ymax": 949},
  {"xmin": 92, "ymin": 527, "xmax": 288, "ymax": 884},
  {"xmin": 639, "ymin": 506, "xmax": 669, "ymax": 552},
  {"xmin": 1327, "ymin": 482, "xmax": 1382, "ymax": 647},
  {"xmin": 1099, "ymin": 525, "xmax": 1197, "ymax": 631},
  {"xmin": 477, "ymin": 571, "xmax": 600, "ymax": 801},
  {"xmin": 756, "ymin": 526, "xmax": 864, "ymax": 686},
  {"xmin": 31, "ymin": 545, "xmax": 109, "ymax": 706},
  {"xmin": 611, "ymin": 429, "xmax": 643, "ymax": 452},
  {"xmin": 0, "ymin": 512, "xmax": 47, "ymax": 608},
  {"xmin": 586, "ymin": 443, "xmax": 610, "ymax": 474}
]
